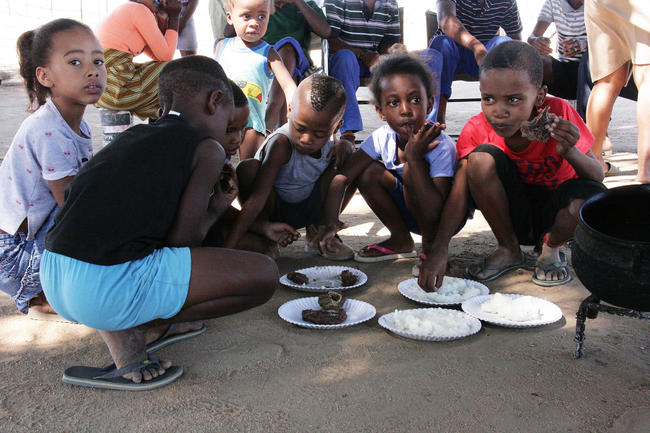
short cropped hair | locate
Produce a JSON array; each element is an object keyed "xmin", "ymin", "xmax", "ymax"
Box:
[
  {"xmin": 158, "ymin": 55, "xmax": 233, "ymax": 109},
  {"xmin": 369, "ymin": 53, "xmax": 437, "ymax": 105},
  {"xmin": 225, "ymin": 0, "xmax": 274, "ymax": 14},
  {"xmin": 480, "ymin": 41, "xmax": 543, "ymax": 88},
  {"xmin": 229, "ymin": 79, "xmax": 248, "ymax": 108},
  {"xmin": 306, "ymin": 74, "xmax": 346, "ymax": 114}
]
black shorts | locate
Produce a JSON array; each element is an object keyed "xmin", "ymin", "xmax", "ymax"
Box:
[
  {"xmin": 548, "ymin": 58, "xmax": 580, "ymax": 100},
  {"xmin": 271, "ymin": 176, "xmax": 324, "ymax": 230},
  {"xmin": 471, "ymin": 145, "xmax": 606, "ymax": 245}
]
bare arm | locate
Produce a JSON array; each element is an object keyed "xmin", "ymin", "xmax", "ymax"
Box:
[
  {"xmin": 292, "ymin": 0, "xmax": 331, "ymax": 38},
  {"xmin": 178, "ymin": 0, "xmax": 199, "ymax": 34},
  {"xmin": 224, "ymin": 136, "xmax": 292, "ymax": 248},
  {"xmin": 268, "ymin": 48, "xmax": 297, "ymax": 108},
  {"xmin": 47, "ymin": 176, "xmax": 74, "ymax": 207},
  {"xmin": 418, "ymin": 158, "xmax": 470, "ymax": 290},
  {"xmin": 166, "ymin": 139, "xmax": 226, "ymax": 246},
  {"xmin": 437, "ymin": 0, "xmax": 487, "ymax": 65}
]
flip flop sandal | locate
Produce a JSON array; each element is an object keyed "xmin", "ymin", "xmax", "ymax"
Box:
[
  {"xmin": 146, "ymin": 323, "xmax": 207, "ymax": 353},
  {"xmin": 532, "ymin": 252, "xmax": 572, "ymax": 287},
  {"xmin": 464, "ymin": 252, "xmax": 525, "ymax": 282},
  {"xmin": 353, "ymin": 243, "xmax": 417, "ymax": 263},
  {"xmin": 62, "ymin": 354, "xmax": 183, "ymax": 391},
  {"xmin": 605, "ymin": 162, "xmax": 622, "ymax": 177}
]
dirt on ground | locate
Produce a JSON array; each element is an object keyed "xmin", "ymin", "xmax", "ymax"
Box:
[{"xmin": 0, "ymin": 85, "xmax": 648, "ymax": 433}]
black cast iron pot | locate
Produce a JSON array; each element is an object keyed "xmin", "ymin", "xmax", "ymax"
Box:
[{"xmin": 572, "ymin": 184, "xmax": 650, "ymax": 311}]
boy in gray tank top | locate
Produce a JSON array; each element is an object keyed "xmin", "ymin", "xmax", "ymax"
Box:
[{"xmin": 226, "ymin": 74, "xmax": 355, "ymax": 260}]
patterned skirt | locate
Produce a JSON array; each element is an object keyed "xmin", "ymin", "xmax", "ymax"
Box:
[{"xmin": 96, "ymin": 49, "xmax": 165, "ymax": 120}]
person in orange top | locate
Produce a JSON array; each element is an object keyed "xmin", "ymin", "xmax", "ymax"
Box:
[{"xmin": 95, "ymin": 0, "xmax": 183, "ymax": 120}]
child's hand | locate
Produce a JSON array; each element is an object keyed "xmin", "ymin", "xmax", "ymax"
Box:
[
  {"xmin": 547, "ymin": 116, "xmax": 579, "ymax": 157},
  {"xmin": 417, "ymin": 245, "xmax": 448, "ymax": 292},
  {"xmin": 261, "ymin": 222, "xmax": 300, "ymax": 247},
  {"xmin": 405, "ymin": 121, "xmax": 445, "ymax": 162},
  {"xmin": 329, "ymin": 138, "xmax": 354, "ymax": 170}
]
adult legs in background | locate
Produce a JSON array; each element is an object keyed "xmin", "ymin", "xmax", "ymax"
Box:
[
  {"xmin": 328, "ymin": 50, "xmax": 364, "ymax": 134},
  {"xmin": 586, "ymin": 63, "xmax": 628, "ymax": 172},
  {"xmin": 633, "ymin": 63, "xmax": 650, "ymax": 183}
]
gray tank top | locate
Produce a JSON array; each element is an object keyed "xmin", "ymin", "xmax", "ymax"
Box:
[{"xmin": 256, "ymin": 124, "xmax": 334, "ymax": 203}]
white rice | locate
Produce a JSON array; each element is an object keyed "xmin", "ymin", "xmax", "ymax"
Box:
[
  {"xmin": 405, "ymin": 277, "xmax": 481, "ymax": 303},
  {"xmin": 391, "ymin": 309, "xmax": 475, "ymax": 337},
  {"xmin": 479, "ymin": 293, "xmax": 544, "ymax": 322}
]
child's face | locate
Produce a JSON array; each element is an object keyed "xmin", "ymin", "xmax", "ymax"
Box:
[
  {"xmin": 288, "ymin": 90, "xmax": 342, "ymax": 155},
  {"xmin": 227, "ymin": 0, "xmax": 270, "ymax": 44},
  {"xmin": 479, "ymin": 68, "xmax": 546, "ymax": 140},
  {"xmin": 222, "ymin": 105, "xmax": 250, "ymax": 157},
  {"xmin": 375, "ymin": 73, "xmax": 433, "ymax": 142},
  {"xmin": 37, "ymin": 27, "xmax": 106, "ymax": 106}
]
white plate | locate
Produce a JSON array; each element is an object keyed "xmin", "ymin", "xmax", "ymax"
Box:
[
  {"xmin": 461, "ymin": 294, "xmax": 563, "ymax": 328},
  {"xmin": 278, "ymin": 297, "xmax": 376, "ymax": 329},
  {"xmin": 279, "ymin": 266, "xmax": 368, "ymax": 292},
  {"xmin": 378, "ymin": 308, "xmax": 482, "ymax": 341},
  {"xmin": 398, "ymin": 277, "xmax": 489, "ymax": 306}
]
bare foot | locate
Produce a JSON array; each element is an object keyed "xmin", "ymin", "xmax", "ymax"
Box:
[
  {"xmin": 535, "ymin": 244, "xmax": 568, "ymax": 282},
  {"xmin": 144, "ymin": 321, "xmax": 204, "ymax": 346},
  {"xmin": 466, "ymin": 246, "xmax": 523, "ymax": 280},
  {"xmin": 98, "ymin": 328, "xmax": 172, "ymax": 383}
]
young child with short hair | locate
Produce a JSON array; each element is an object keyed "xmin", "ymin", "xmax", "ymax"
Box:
[
  {"xmin": 225, "ymin": 74, "xmax": 354, "ymax": 260},
  {"xmin": 418, "ymin": 41, "xmax": 606, "ymax": 291},
  {"xmin": 310, "ymin": 54, "xmax": 456, "ymax": 264},
  {"xmin": 0, "ymin": 19, "xmax": 106, "ymax": 315},
  {"xmin": 40, "ymin": 55, "xmax": 280, "ymax": 391},
  {"xmin": 216, "ymin": 0, "xmax": 297, "ymax": 160}
]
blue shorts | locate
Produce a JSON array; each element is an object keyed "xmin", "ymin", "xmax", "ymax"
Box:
[
  {"xmin": 388, "ymin": 171, "xmax": 470, "ymax": 237},
  {"xmin": 273, "ymin": 37, "xmax": 311, "ymax": 80},
  {"xmin": 41, "ymin": 247, "xmax": 192, "ymax": 331},
  {"xmin": 0, "ymin": 208, "xmax": 56, "ymax": 313}
]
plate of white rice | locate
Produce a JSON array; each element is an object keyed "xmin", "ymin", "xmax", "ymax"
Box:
[
  {"xmin": 398, "ymin": 277, "xmax": 489, "ymax": 306},
  {"xmin": 279, "ymin": 266, "xmax": 368, "ymax": 292},
  {"xmin": 461, "ymin": 293, "xmax": 563, "ymax": 327},
  {"xmin": 378, "ymin": 308, "xmax": 482, "ymax": 341}
]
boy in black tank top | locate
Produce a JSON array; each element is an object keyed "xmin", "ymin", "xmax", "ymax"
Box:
[{"xmin": 41, "ymin": 56, "xmax": 292, "ymax": 391}]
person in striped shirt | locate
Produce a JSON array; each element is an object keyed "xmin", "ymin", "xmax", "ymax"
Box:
[
  {"xmin": 428, "ymin": 0, "xmax": 522, "ymax": 124},
  {"xmin": 325, "ymin": 0, "xmax": 402, "ymax": 141}
]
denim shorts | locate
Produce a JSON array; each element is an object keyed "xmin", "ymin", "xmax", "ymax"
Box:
[
  {"xmin": 0, "ymin": 209, "xmax": 56, "ymax": 314},
  {"xmin": 41, "ymin": 247, "xmax": 192, "ymax": 331}
]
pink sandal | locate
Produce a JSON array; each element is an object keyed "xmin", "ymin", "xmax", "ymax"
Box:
[{"xmin": 354, "ymin": 243, "xmax": 417, "ymax": 263}]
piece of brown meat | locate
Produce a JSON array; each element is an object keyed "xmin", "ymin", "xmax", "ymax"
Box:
[
  {"xmin": 287, "ymin": 271, "xmax": 309, "ymax": 285},
  {"xmin": 340, "ymin": 270, "xmax": 358, "ymax": 287},
  {"xmin": 520, "ymin": 106, "xmax": 557, "ymax": 142}
]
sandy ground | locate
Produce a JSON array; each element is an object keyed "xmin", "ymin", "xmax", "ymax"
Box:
[{"xmin": 0, "ymin": 83, "xmax": 648, "ymax": 433}]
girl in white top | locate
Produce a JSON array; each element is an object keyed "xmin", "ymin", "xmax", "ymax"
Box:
[
  {"xmin": 312, "ymin": 53, "xmax": 457, "ymax": 263},
  {"xmin": 0, "ymin": 18, "xmax": 106, "ymax": 313}
]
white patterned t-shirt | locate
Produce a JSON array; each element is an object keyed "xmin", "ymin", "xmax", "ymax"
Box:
[{"xmin": 0, "ymin": 100, "xmax": 93, "ymax": 239}]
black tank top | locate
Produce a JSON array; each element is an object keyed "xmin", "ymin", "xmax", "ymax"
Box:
[{"xmin": 45, "ymin": 115, "xmax": 208, "ymax": 265}]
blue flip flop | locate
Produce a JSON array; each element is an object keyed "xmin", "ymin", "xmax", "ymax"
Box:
[
  {"xmin": 146, "ymin": 323, "xmax": 207, "ymax": 353},
  {"xmin": 62, "ymin": 354, "xmax": 183, "ymax": 391}
]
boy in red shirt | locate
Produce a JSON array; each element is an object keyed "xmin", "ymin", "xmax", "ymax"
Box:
[{"xmin": 418, "ymin": 41, "xmax": 605, "ymax": 289}]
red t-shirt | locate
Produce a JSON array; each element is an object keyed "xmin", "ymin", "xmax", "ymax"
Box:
[{"xmin": 456, "ymin": 96, "xmax": 593, "ymax": 190}]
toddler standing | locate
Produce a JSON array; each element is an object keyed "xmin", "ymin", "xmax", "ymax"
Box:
[{"xmin": 216, "ymin": 0, "xmax": 297, "ymax": 159}]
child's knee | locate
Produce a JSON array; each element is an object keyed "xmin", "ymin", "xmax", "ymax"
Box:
[
  {"xmin": 358, "ymin": 163, "xmax": 385, "ymax": 189},
  {"xmin": 467, "ymin": 150, "xmax": 497, "ymax": 182},
  {"xmin": 568, "ymin": 199, "xmax": 584, "ymax": 217},
  {"xmin": 252, "ymin": 254, "xmax": 279, "ymax": 302}
]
